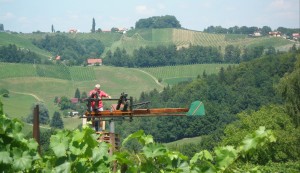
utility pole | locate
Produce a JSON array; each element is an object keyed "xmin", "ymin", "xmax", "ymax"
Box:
[{"xmin": 33, "ymin": 105, "xmax": 41, "ymax": 154}]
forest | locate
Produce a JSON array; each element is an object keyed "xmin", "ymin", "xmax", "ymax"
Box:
[{"xmin": 113, "ymin": 47, "xmax": 300, "ymax": 171}]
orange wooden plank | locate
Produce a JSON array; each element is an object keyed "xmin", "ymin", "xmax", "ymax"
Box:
[{"xmin": 84, "ymin": 108, "xmax": 189, "ymax": 117}]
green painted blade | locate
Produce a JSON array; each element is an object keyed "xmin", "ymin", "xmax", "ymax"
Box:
[{"xmin": 187, "ymin": 101, "xmax": 205, "ymax": 116}]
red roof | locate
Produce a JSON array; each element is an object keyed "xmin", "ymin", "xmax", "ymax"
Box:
[
  {"xmin": 70, "ymin": 98, "xmax": 79, "ymax": 104},
  {"xmin": 56, "ymin": 56, "xmax": 61, "ymax": 60},
  {"xmin": 87, "ymin": 58, "xmax": 102, "ymax": 64}
]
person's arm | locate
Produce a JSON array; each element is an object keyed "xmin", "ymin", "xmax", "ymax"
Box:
[{"xmin": 101, "ymin": 91, "xmax": 111, "ymax": 99}]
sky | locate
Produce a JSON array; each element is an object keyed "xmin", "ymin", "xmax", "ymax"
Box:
[{"xmin": 0, "ymin": 0, "xmax": 299, "ymax": 33}]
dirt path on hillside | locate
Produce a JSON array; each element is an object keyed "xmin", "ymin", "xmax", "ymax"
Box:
[
  {"xmin": 10, "ymin": 91, "xmax": 43, "ymax": 102},
  {"xmin": 133, "ymin": 69, "xmax": 165, "ymax": 88},
  {"xmin": 26, "ymin": 123, "xmax": 51, "ymax": 129}
]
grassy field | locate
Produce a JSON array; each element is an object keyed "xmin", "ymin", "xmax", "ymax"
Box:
[
  {"xmin": 164, "ymin": 136, "xmax": 203, "ymax": 148},
  {"xmin": 0, "ymin": 63, "xmax": 164, "ymax": 130}
]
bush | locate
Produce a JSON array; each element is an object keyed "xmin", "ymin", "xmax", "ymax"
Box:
[{"xmin": 0, "ymin": 88, "xmax": 9, "ymax": 97}]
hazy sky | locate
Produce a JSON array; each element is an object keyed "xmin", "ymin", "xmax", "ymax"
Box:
[{"xmin": 0, "ymin": 0, "xmax": 299, "ymax": 33}]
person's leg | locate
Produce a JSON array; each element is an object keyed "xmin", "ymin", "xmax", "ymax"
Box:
[{"xmin": 95, "ymin": 107, "xmax": 104, "ymax": 131}]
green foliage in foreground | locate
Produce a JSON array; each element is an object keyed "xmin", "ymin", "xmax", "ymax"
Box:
[{"xmin": 0, "ymin": 105, "xmax": 276, "ymax": 173}]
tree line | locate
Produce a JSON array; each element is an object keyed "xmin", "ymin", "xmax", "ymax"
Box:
[
  {"xmin": 104, "ymin": 44, "xmax": 277, "ymax": 67},
  {"xmin": 204, "ymin": 25, "xmax": 299, "ymax": 37},
  {"xmin": 1, "ymin": 34, "xmax": 272, "ymax": 67},
  {"xmin": 0, "ymin": 44, "xmax": 42, "ymax": 63},
  {"xmin": 32, "ymin": 34, "xmax": 105, "ymax": 65},
  {"xmin": 135, "ymin": 15, "xmax": 181, "ymax": 29}
]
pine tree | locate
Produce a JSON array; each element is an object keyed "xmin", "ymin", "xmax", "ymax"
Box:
[
  {"xmin": 50, "ymin": 111, "xmax": 64, "ymax": 129},
  {"xmin": 91, "ymin": 18, "xmax": 96, "ymax": 33},
  {"xmin": 51, "ymin": 24, "xmax": 55, "ymax": 33},
  {"xmin": 0, "ymin": 24, "xmax": 4, "ymax": 31},
  {"xmin": 75, "ymin": 88, "xmax": 80, "ymax": 99}
]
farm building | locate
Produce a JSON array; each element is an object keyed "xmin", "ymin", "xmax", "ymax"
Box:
[
  {"xmin": 87, "ymin": 58, "xmax": 102, "ymax": 66},
  {"xmin": 269, "ymin": 31, "xmax": 281, "ymax": 37},
  {"xmin": 292, "ymin": 33, "xmax": 300, "ymax": 41}
]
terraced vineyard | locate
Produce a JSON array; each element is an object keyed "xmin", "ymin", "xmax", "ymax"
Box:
[
  {"xmin": 172, "ymin": 29, "xmax": 293, "ymax": 52},
  {"xmin": 140, "ymin": 63, "xmax": 234, "ymax": 85}
]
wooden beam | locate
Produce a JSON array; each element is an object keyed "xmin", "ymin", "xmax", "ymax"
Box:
[{"xmin": 84, "ymin": 108, "xmax": 189, "ymax": 117}]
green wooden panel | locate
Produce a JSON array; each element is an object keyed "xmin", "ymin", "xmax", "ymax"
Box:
[{"xmin": 187, "ymin": 101, "xmax": 205, "ymax": 116}]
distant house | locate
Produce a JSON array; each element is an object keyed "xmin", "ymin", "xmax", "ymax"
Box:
[
  {"xmin": 292, "ymin": 33, "xmax": 300, "ymax": 40},
  {"xmin": 118, "ymin": 27, "xmax": 128, "ymax": 34},
  {"xmin": 87, "ymin": 58, "xmax": 102, "ymax": 66},
  {"xmin": 70, "ymin": 98, "xmax": 79, "ymax": 104},
  {"xmin": 68, "ymin": 111, "xmax": 79, "ymax": 116},
  {"xmin": 55, "ymin": 55, "xmax": 61, "ymax": 60},
  {"xmin": 249, "ymin": 31, "xmax": 261, "ymax": 37},
  {"xmin": 69, "ymin": 28, "xmax": 77, "ymax": 33},
  {"xmin": 269, "ymin": 31, "xmax": 281, "ymax": 37},
  {"xmin": 253, "ymin": 31, "xmax": 261, "ymax": 37}
]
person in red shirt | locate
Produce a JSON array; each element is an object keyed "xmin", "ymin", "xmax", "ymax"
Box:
[
  {"xmin": 88, "ymin": 84, "xmax": 111, "ymax": 131},
  {"xmin": 89, "ymin": 84, "xmax": 111, "ymax": 111}
]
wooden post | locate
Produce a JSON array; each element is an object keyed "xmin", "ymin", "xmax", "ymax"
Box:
[
  {"xmin": 109, "ymin": 120, "xmax": 117, "ymax": 172},
  {"xmin": 33, "ymin": 105, "xmax": 41, "ymax": 154}
]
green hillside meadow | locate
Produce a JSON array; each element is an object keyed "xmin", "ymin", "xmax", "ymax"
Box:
[{"xmin": 0, "ymin": 62, "xmax": 233, "ymax": 130}]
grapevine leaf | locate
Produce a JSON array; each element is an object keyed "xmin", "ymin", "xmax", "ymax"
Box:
[
  {"xmin": 54, "ymin": 162, "xmax": 71, "ymax": 173},
  {"xmin": 72, "ymin": 129, "xmax": 84, "ymax": 142},
  {"xmin": 190, "ymin": 150, "xmax": 213, "ymax": 165},
  {"xmin": 0, "ymin": 118, "xmax": 11, "ymax": 134},
  {"xmin": 142, "ymin": 143, "xmax": 167, "ymax": 158},
  {"xmin": 50, "ymin": 131, "xmax": 70, "ymax": 158},
  {"xmin": 27, "ymin": 138, "xmax": 39, "ymax": 151},
  {"xmin": 0, "ymin": 151, "xmax": 12, "ymax": 164},
  {"xmin": 92, "ymin": 142, "xmax": 110, "ymax": 163},
  {"xmin": 12, "ymin": 150, "xmax": 32, "ymax": 171},
  {"xmin": 12, "ymin": 119, "xmax": 23, "ymax": 133},
  {"xmin": 215, "ymin": 146, "xmax": 238, "ymax": 170},
  {"xmin": 122, "ymin": 130, "xmax": 144, "ymax": 145}
]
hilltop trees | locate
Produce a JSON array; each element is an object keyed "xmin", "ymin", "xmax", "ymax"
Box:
[
  {"xmin": 0, "ymin": 44, "xmax": 42, "ymax": 63},
  {"xmin": 135, "ymin": 15, "xmax": 181, "ymax": 29},
  {"xmin": 51, "ymin": 24, "xmax": 55, "ymax": 33},
  {"xmin": 91, "ymin": 18, "xmax": 96, "ymax": 33},
  {"xmin": 0, "ymin": 24, "xmax": 3, "ymax": 31},
  {"xmin": 105, "ymin": 43, "xmax": 269, "ymax": 67},
  {"xmin": 32, "ymin": 34, "xmax": 105, "ymax": 65}
]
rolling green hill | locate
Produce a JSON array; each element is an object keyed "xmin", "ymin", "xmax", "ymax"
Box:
[
  {"xmin": 0, "ymin": 63, "xmax": 164, "ymax": 130},
  {"xmin": 0, "ymin": 32, "xmax": 51, "ymax": 58},
  {"xmin": 0, "ymin": 62, "xmax": 233, "ymax": 131},
  {"xmin": 1, "ymin": 28, "xmax": 296, "ymax": 58}
]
